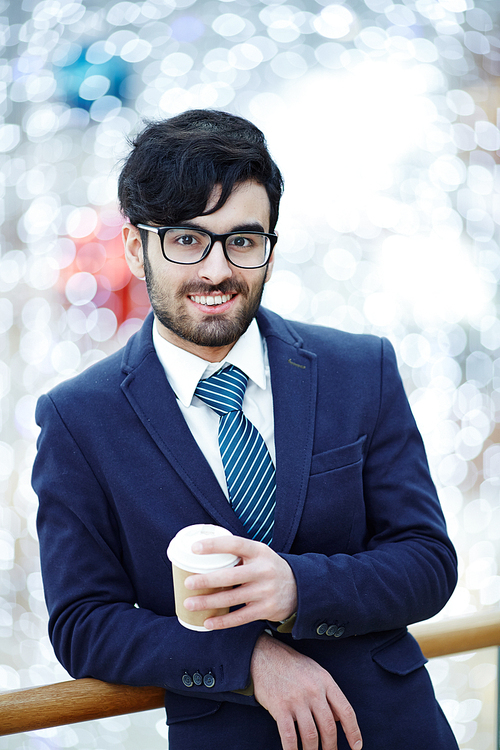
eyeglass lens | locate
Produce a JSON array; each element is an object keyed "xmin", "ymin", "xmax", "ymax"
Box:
[{"xmin": 161, "ymin": 229, "xmax": 271, "ymax": 267}]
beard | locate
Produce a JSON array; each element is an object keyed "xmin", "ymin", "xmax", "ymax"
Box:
[{"xmin": 143, "ymin": 252, "xmax": 267, "ymax": 348}]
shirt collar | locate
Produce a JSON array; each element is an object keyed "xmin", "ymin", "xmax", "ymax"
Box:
[{"xmin": 152, "ymin": 317, "xmax": 267, "ymax": 408}]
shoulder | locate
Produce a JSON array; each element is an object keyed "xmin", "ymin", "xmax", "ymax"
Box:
[
  {"xmin": 258, "ymin": 307, "xmax": 394, "ymax": 365},
  {"xmin": 41, "ymin": 347, "xmax": 125, "ymax": 407},
  {"xmin": 35, "ymin": 348, "xmax": 126, "ymax": 436},
  {"xmin": 37, "ymin": 314, "xmax": 155, "ymax": 416}
]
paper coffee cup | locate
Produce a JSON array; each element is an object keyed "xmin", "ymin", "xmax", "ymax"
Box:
[{"xmin": 167, "ymin": 524, "xmax": 240, "ymax": 631}]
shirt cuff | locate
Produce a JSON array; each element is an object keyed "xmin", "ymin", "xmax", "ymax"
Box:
[{"xmin": 276, "ymin": 612, "xmax": 297, "ymax": 633}]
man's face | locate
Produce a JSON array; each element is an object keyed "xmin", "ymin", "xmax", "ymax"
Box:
[{"xmin": 125, "ymin": 180, "xmax": 275, "ymax": 361}]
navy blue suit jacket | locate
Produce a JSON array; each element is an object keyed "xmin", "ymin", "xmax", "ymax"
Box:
[{"xmin": 33, "ymin": 308, "xmax": 458, "ymax": 749}]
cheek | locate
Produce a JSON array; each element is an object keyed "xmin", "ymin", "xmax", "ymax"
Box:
[
  {"xmin": 245, "ymin": 268, "xmax": 267, "ymax": 294},
  {"xmin": 149, "ymin": 265, "xmax": 190, "ymax": 296}
]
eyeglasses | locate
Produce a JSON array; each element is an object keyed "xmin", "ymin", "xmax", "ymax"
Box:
[{"xmin": 136, "ymin": 224, "xmax": 277, "ymax": 269}]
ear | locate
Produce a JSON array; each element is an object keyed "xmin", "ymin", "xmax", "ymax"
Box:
[
  {"xmin": 123, "ymin": 224, "xmax": 145, "ymax": 280},
  {"xmin": 264, "ymin": 247, "xmax": 275, "ymax": 283}
]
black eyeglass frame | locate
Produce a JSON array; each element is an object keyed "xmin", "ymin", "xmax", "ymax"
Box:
[{"xmin": 136, "ymin": 224, "xmax": 278, "ymax": 269}]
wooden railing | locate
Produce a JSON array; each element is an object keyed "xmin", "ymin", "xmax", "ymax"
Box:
[
  {"xmin": 409, "ymin": 609, "xmax": 500, "ymax": 659},
  {"xmin": 0, "ymin": 610, "xmax": 499, "ymax": 737}
]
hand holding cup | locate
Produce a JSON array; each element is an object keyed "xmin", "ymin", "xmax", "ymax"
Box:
[{"xmin": 167, "ymin": 524, "xmax": 240, "ymax": 631}]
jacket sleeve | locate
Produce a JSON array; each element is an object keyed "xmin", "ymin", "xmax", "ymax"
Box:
[
  {"xmin": 33, "ymin": 393, "xmax": 263, "ymax": 703},
  {"xmin": 280, "ymin": 337, "xmax": 458, "ymax": 641}
]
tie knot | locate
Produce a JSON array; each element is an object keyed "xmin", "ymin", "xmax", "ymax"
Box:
[{"xmin": 195, "ymin": 365, "xmax": 248, "ymax": 416}]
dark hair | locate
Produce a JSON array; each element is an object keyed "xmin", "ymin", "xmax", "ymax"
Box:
[{"xmin": 118, "ymin": 109, "xmax": 284, "ymax": 233}]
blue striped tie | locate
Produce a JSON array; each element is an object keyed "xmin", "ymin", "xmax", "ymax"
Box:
[{"xmin": 195, "ymin": 365, "xmax": 276, "ymax": 545}]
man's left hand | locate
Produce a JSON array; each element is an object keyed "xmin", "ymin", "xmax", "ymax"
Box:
[{"xmin": 183, "ymin": 535, "xmax": 297, "ymax": 630}]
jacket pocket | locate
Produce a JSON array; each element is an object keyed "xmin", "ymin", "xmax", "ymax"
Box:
[
  {"xmin": 165, "ymin": 690, "xmax": 221, "ymax": 725},
  {"xmin": 371, "ymin": 631, "xmax": 428, "ymax": 676},
  {"xmin": 310, "ymin": 435, "xmax": 366, "ymax": 476}
]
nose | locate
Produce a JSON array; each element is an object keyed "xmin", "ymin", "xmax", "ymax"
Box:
[{"xmin": 197, "ymin": 240, "xmax": 233, "ymax": 285}]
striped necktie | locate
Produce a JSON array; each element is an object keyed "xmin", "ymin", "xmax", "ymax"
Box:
[{"xmin": 195, "ymin": 365, "xmax": 276, "ymax": 546}]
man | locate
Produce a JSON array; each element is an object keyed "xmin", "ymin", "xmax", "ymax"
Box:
[{"xmin": 33, "ymin": 110, "xmax": 459, "ymax": 750}]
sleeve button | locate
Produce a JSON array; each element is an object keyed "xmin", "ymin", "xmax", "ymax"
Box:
[
  {"xmin": 326, "ymin": 625, "xmax": 338, "ymax": 636},
  {"xmin": 334, "ymin": 626, "xmax": 345, "ymax": 637},
  {"xmin": 203, "ymin": 672, "xmax": 216, "ymax": 688},
  {"xmin": 316, "ymin": 623, "xmax": 328, "ymax": 635},
  {"xmin": 193, "ymin": 671, "xmax": 203, "ymax": 686},
  {"xmin": 182, "ymin": 673, "xmax": 193, "ymax": 688}
]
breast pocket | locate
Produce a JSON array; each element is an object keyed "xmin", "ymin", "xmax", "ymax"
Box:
[
  {"xmin": 295, "ymin": 436, "xmax": 367, "ymax": 554},
  {"xmin": 310, "ymin": 435, "xmax": 367, "ymax": 476}
]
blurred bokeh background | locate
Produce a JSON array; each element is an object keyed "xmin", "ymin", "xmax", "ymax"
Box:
[{"xmin": 0, "ymin": 0, "xmax": 499, "ymax": 747}]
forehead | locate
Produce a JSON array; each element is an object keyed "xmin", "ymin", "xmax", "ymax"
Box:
[{"xmin": 201, "ymin": 181, "xmax": 271, "ymax": 229}]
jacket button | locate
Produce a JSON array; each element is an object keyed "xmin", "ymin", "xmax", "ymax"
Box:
[
  {"xmin": 193, "ymin": 671, "xmax": 203, "ymax": 686},
  {"xmin": 334, "ymin": 626, "xmax": 345, "ymax": 637},
  {"xmin": 316, "ymin": 623, "xmax": 328, "ymax": 635},
  {"xmin": 182, "ymin": 673, "xmax": 193, "ymax": 688},
  {"xmin": 203, "ymin": 672, "xmax": 216, "ymax": 688},
  {"xmin": 326, "ymin": 625, "xmax": 338, "ymax": 636}
]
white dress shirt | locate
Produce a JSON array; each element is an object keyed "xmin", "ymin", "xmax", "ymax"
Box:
[{"xmin": 152, "ymin": 317, "xmax": 276, "ymax": 499}]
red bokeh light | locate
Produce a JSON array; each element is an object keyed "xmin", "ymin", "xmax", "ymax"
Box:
[{"xmin": 58, "ymin": 210, "xmax": 151, "ymax": 329}]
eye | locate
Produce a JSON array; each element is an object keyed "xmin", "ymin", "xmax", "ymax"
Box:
[
  {"xmin": 228, "ymin": 234, "xmax": 254, "ymax": 248},
  {"xmin": 176, "ymin": 234, "xmax": 199, "ymax": 246}
]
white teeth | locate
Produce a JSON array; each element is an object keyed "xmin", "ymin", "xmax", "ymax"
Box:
[{"xmin": 190, "ymin": 294, "xmax": 232, "ymax": 306}]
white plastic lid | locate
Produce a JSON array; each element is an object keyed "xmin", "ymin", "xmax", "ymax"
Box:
[{"xmin": 167, "ymin": 524, "xmax": 239, "ymax": 573}]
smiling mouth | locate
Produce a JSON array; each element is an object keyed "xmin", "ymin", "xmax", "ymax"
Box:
[{"xmin": 189, "ymin": 294, "xmax": 236, "ymax": 306}]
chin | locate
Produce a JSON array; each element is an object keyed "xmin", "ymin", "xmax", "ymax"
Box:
[{"xmin": 179, "ymin": 318, "xmax": 249, "ymax": 349}]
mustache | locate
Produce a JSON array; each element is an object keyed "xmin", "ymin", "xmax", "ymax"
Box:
[{"xmin": 177, "ymin": 279, "xmax": 249, "ymax": 297}]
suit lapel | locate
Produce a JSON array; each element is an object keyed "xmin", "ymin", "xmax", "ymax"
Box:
[
  {"xmin": 258, "ymin": 310, "xmax": 318, "ymax": 553},
  {"xmin": 120, "ymin": 315, "xmax": 249, "ymax": 536}
]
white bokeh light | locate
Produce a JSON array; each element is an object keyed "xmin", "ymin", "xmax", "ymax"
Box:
[{"xmin": 1, "ymin": 1, "xmax": 500, "ymax": 747}]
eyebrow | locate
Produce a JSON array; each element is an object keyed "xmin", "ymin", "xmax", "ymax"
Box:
[{"xmin": 178, "ymin": 221, "xmax": 268, "ymax": 234}]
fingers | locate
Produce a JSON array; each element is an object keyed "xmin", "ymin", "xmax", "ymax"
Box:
[
  {"xmin": 305, "ymin": 704, "xmax": 337, "ymax": 750},
  {"xmin": 182, "ymin": 533, "xmax": 298, "ymax": 625},
  {"xmin": 276, "ymin": 693, "xmax": 361, "ymax": 750},
  {"xmin": 296, "ymin": 703, "xmax": 361, "ymax": 750},
  {"xmin": 183, "ymin": 562, "xmax": 263, "ymax": 618},
  {"xmin": 183, "ymin": 572, "xmax": 293, "ymax": 627},
  {"xmin": 250, "ymin": 636, "xmax": 362, "ymax": 750},
  {"xmin": 191, "ymin": 535, "xmax": 262, "ymax": 559},
  {"xmin": 327, "ymin": 690, "xmax": 363, "ymax": 750},
  {"xmin": 292, "ymin": 684, "xmax": 340, "ymax": 750},
  {"xmin": 184, "ymin": 586, "xmax": 243, "ymax": 611},
  {"xmin": 183, "ymin": 586, "xmax": 269, "ymax": 629},
  {"xmin": 184, "ymin": 583, "xmax": 261, "ymax": 612},
  {"xmin": 294, "ymin": 710, "xmax": 321, "ymax": 750},
  {"xmin": 203, "ymin": 603, "xmax": 263, "ymax": 630},
  {"xmin": 184, "ymin": 561, "xmax": 257, "ymax": 591},
  {"xmin": 274, "ymin": 713, "xmax": 299, "ymax": 750},
  {"xmin": 270, "ymin": 690, "xmax": 343, "ymax": 750}
]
